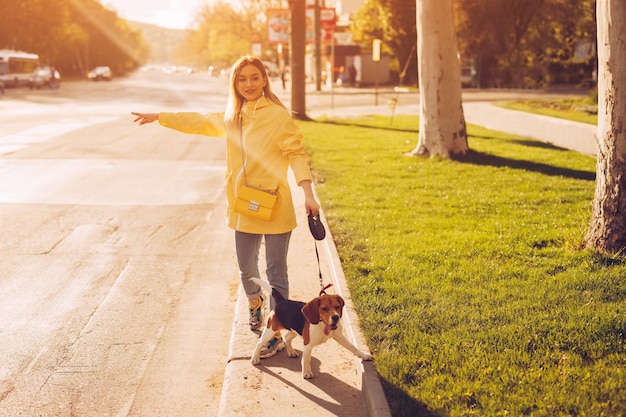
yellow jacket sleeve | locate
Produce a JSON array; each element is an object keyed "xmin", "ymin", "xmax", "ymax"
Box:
[
  {"xmin": 278, "ymin": 118, "xmax": 313, "ymax": 185},
  {"xmin": 158, "ymin": 112, "xmax": 226, "ymax": 137}
]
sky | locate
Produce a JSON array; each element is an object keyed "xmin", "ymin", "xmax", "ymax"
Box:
[
  {"xmin": 103, "ymin": 0, "xmax": 217, "ymax": 30},
  {"xmin": 102, "ymin": 1, "xmax": 348, "ymax": 30}
]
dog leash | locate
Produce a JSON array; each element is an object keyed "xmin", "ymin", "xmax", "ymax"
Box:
[
  {"xmin": 315, "ymin": 241, "xmax": 333, "ymax": 296},
  {"xmin": 309, "ymin": 213, "xmax": 332, "ymax": 296}
]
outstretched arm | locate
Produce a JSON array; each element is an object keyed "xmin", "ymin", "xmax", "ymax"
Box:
[{"xmin": 131, "ymin": 112, "xmax": 158, "ymax": 125}]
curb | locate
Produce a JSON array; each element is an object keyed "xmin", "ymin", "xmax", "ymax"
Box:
[
  {"xmin": 217, "ymin": 174, "xmax": 392, "ymax": 417},
  {"xmin": 320, "ymin": 220, "xmax": 393, "ymax": 417}
]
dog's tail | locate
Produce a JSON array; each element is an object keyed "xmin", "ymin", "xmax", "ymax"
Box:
[
  {"xmin": 249, "ymin": 277, "xmax": 272, "ymax": 293},
  {"xmin": 249, "ymin": 277, "xmax": 286, "ymax": 304}
]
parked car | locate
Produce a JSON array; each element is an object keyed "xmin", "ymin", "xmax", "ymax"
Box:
[
  {"xmin": 460, "ymin": 66, "xmax": 476, "ymax": 87},
  {"xmin": 87, "ymin": 66, "xmax": 112, "ymax": 81},
  {"xmin": 28, "ymin": 67, "xmax": 61, "ymax": 89}
]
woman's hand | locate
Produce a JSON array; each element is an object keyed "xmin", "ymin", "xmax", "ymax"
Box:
[
  {"xmin": 131, "ymin": 112, "xmax": 158, "ymax": 125},
  {"xmin": 304, "ymin": 195, "xmax": 321, "ymax": 217},
  {"xmin": 300, "ymin": 180, "xmax": 321, "ymax": 216}
]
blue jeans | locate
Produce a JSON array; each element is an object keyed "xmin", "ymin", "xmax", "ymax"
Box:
[{"xmin": 236, "ymin": 231, "xmax": 291, "ymax": 309}]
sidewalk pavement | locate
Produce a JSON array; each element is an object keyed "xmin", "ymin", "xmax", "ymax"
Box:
[
  {"xmin": 216, "ymin": 90, "xmax": 597, "ymax": 417},
  {"xmin": 217, "ymin": 172, "xmax": 391, "ymax": 417},
  {"xmin": 307, "ymin": 87, "xmax": 597, "ymax": 157},
  {"xmin": 462, "ymin": 102, "xmax": 597, "ymax": 156}
]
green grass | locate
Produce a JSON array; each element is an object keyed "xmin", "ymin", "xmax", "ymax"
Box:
[
  {"xmin": 298, "ymin": 115, "xmax": 625, "ymax": 417},
  {"xmin": 497, "ymin": 97, "xmax": 598, "ymax": 125}
]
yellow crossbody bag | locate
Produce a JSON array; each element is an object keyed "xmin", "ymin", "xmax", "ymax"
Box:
[{"xmin": 234, "ymin": 185, "xmax": 277, "ymax": 221}]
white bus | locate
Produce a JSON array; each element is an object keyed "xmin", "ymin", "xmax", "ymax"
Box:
[{"xmin": 0, "ymin": 50, "xmax": 40, "ymax": 87}]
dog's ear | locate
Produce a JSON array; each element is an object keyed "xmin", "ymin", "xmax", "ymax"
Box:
[
  {"xmin": 335, "ymin": 295, "xmax": 345, "ymax": 316},
  {"xmin": 302, "ymin": 298, "xmax": 321, "ymax": 324}
]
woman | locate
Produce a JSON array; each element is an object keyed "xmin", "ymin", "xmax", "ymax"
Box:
[{"xmin": 132, "ymin": 56, "xmax": 320, "ymax": 359}]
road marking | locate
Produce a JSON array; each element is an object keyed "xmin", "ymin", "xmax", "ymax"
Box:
[
  {"xmin": 0, "ymin": 117, "xmax": 117, "ymax": 154},
  {"xmin": 0, "ymin": 159, "xmax": 225, "ymax": 205}
]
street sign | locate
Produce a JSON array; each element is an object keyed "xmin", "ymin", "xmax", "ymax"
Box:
[
  {"xmin": 268, "ymin": 7, "xmax": 336, "ymax": 45},
  {"xmin": 373, "ymin": 39, "xmax": 381, "ymax": 62}
]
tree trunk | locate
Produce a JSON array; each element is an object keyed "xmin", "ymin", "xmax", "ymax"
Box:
[
  {"xmin": 585, "ymin": 0, "xmax": 626, "ymax": 253},
  {"xmin": 290, "ymin": 0, "xmax": 308, "ymax": 120},
  {"xmin": 409, "ymin": 0, "xmax": 468, "ymax": 158}
]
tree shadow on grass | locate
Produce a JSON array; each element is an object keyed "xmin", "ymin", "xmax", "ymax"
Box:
[
  {"xmin": 453, "ymin": 150, "xmax": 596, "ymax": 181},
  {"xmin": 312, "ymin": 118, "xmax": 594, "ymax": 181},
  {"xmin": 468, "ymin": 129, "xmax": 572, "ymax": 153},
  {"xmin": 501, "ymin": 137, "xmax": 569, "ymax": 152},
  {"xmin": 312, "ymin": 118, "xmax": 419, "ymax": 134},
  {"xmin": 380, "ymin": 378, "xmax": 441, "ymax": 417}
]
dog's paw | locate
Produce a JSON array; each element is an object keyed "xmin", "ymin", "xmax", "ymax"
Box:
[
  {"xmin": 287, "ymin": 349, "xmax": 299, "ymax": 358},
  {"xmin": 303, "ymin": 370, "xmax": 314, "ymax": 379},
  {"xmin": 251, "ymin": 355, "xmax": 261, "ymax": 365}
]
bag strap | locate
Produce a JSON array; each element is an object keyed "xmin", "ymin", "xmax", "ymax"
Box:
[
  {"xmin": 238, "ymin": 107, "xmax": 276, "ymax": 193},
  {"xmin": 239, "ymin": 113, "xmax": 250, "ymax": 187}
]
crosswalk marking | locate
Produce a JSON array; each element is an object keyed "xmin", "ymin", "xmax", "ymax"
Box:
[{"xmin": 0, "ymin": 116, "xmax": 117, "ymax": 154}]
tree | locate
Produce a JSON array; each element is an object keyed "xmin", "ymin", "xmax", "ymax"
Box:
[
  {"xmin": 585, "ymin": 0, "xmax": 626, "ymax": 253},
  {"xmin": 290, "ymin": 0, "xmax": 307, "ymax": 120},
  {"xmin": 351, "ymin": 0, "xmax": 417, "ymax": 85},
  {"xmin": 177, "ymin": 1, "xmax": 255, "ymax": 69},
  {"xmin": 454, "ymin": 0, "xmax": 596, "ymax": 88},
  {"xmin": 175, "ymin": 0, "xmax": 289, "ymax": 70},
  {"xmin": 0, "ymin": 0, "xmax": 148, "ymax": 77},
  {"xmin": 407, "ymin": 0, "xmax": 468, "ymax": 159},
  {"xmin": 68, "ymin": 0, "xmax": 148, "ymax": 74}
]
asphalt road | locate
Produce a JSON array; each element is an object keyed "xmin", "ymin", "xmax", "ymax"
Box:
[{"xmin": 0, "ymin": 72, "xmax": 238, "ymax": 416}]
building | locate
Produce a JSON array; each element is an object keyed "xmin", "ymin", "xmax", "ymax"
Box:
[{"xmin": 311, "ymin": 0, "xmax": 389, "ymax": 87}]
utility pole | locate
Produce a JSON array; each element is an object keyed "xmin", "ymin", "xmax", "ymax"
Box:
[
  {"xmin": 314, "ymin": 0, "xmax": 322, "ymax": 91},
  {"xmin": 290, "ymin": 0, "xmax": 308, "ymax": 120}
]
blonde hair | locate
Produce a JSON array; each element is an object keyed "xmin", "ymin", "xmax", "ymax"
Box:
[{"xmin": 224, "ymin": 56, "xmax": 286, "ymax": 127}]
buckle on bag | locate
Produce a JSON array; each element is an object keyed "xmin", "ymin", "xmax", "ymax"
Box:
[{"xmin": 248, "ymin": 200, "xmax": 261, "ymax": 212}]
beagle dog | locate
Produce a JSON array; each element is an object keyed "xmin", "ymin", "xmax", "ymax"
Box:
[{"xmin": 249, "ymin": 278, "xmax": 373, "ymax": 379}]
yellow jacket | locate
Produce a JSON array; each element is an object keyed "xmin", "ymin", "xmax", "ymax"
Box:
[{"xmin": 158, "ymin": 97, "xmax": 313, "ymax": 234}]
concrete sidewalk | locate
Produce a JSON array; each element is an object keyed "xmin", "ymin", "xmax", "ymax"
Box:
[
  {"xmin": 217, "ymin": 172, "xmax": 391, "ymax": 417},
  {"xmin": 307, "ymin": 88, "xmax": 598, "ymax": 157},
  {"xmin": 462, "ymin": 101, "xmax": 597, "ymax": 156}
]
